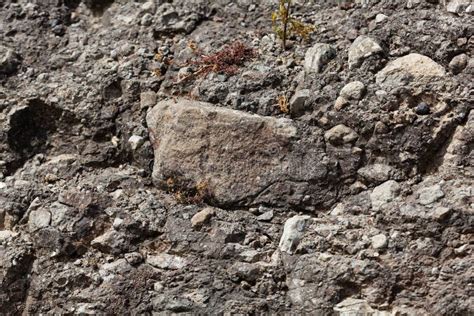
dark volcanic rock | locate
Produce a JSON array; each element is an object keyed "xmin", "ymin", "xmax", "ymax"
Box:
[{"xmin": 0, "ymin": 0, "xmax": 472, "ymax": 314}]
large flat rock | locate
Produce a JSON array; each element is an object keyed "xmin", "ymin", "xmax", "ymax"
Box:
[
  {"xmin": 376, "ymin": 53, "xmax": 446, "ymax": 89},
  {"xmin": 146, "ymin": 99, "xmax": 334, "ymax": 208}
]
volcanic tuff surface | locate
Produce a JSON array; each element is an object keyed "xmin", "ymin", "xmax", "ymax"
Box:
[{"xmin": 0, "ymin": 0, "xmax": 473, "ymax": 314}]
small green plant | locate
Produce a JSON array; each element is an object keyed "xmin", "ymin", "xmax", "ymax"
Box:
[{"xmin": 272, "ymin": 0, "xmax": 315, "ymax": 50}]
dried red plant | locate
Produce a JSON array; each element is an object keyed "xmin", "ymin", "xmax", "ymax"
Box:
[{"xmin": 176, "ymin": 41, "xmax": 256, "ymax": 83}]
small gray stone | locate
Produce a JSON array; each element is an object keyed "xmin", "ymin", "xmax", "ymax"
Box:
[
  {"xmin": 0, "ymin": 230, "xmax": 16, "ymax": 241},
  {"xmin": 334, "ymin": 96, "xmax": 349, "ymax": 111},
  {"xmin": 125, "ymin": 252, "xmax": 143, "ymax": 265},
  {"xmin": 146, "ymin": 253, "xmax": 188, "ymax": 270},
  {"xmin": 128, "ymin": 135, "xmax": 145, "ymax": 150},
  {"xmin": 447, "ymin": 0, "xmax": 471, "ymax": 13},
  {"xmin": 91, "ymin": 229, "xmax": 128, "ymax": 254},
  {"xmin": 431, "ymin": 206, "xmax": 451, "ymax": 220},
  {"xmin": 371, "ymin": 234, "xmax": 388, "ymax": 249},
  {"xmin": 376, "ymin": 53, "xmax": 446, "ymax": 89},
  {"xmin": 449, "ymin": 54, "xmax": 468, "ymax": 74},
  {"xmin": 279, "ymin": 215, "xmax": 311, "ymax": 254},
  {"xmin": 406, "ymin": 0, "xmax": 421, "ymax": 9},
  {"xmin": 257, "ymin": 210, "xmax": 274, "ymax": 222},
  {"xmin": 418, "ymin": 184, "xmax": 445, "ymax": 205},
  {"xmin": 375, "ymin": 13, "xmax": 388, "ymax": 23},
  {"xmin": 375, "ymin": 90, "xmax": 388, "ymax": 101},
  {"xmin": 324, "ymin": 124, "xmax": 358, "ymax": 145},
  {"xmin": 140, "ymin": 13, "xmax": 153, "ymax": 26},
  {"xmin": 140, "ymin": 91, "xmax": 157, "ymax": 109},
  {"xmin": 0, "ymin": 45, "xmax": 21, "ymax": 75},
  {"xmin": 304, "ymin": 43, "xmax": 336, "ymax": 73},
  {"xmin": 340, "ymin": 81, "xmax": 366, "ymax": 101},
  {"xmin": 153, "ymin": 282, "xmax": 164, "ymax": 292},
  {"xmin": 330, "ymin": 203, "xmax": 345, "ymax": 216},
  {"xmin": 28, "ymin": 209, "xmax": 51, "ymax": 231},
  {"xmin": 191, "ymin": 207, "xmax": 215, "ymax": 228},
  {"xmin": 348, "ymin": 36, "xmax": 383, "ymax": 69},
  {"xmin": 239, "ymin": 249, "xmax": 264, "ymax": 263},
  {"xmin": 334, "ymin": 298, "xmax": 375, "ymax": 315},
  {"xmin": 290, "ymin": 89, "xmax": 310, "ymax": 116},
  {"xmin": 370, "ymin": 180, "xmax": 400, "ymax": 211},
  {"xmin": 358, "ymin": 163, "xmax": 393, "ymax": 184}
]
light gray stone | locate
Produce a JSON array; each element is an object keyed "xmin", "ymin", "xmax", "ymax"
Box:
[
  {"xmin": 28, "ymin": 209, "xmax": 51, "ymax": 231},
  {"xmin": 371, "ymin": 233, "xmax": 388, "ymax": 249},
  {"xmin": 348, "ymin": 36, "xmax": 383, "ymax": 69},
  {"xmin": 146, "ymin": 253, "xmax": 188, "ymax": 270},
  {"xmin": 357, "ymin": 163, "xmax": 393, "ymax": 184},
  {"xmin": 340, "ymin": 81, "xmax": 366, "ymax": 100},
  {"xmin": 432, "ymin": 206, "xmax": 451, "ymax": 220},
  {"xmin": 334, "ymin": 96, "xmax": 349, "ymax": 111},
  {"xmin": 128, "ymin": 135, "xmax": 145, "ymax": 150},
  {"xmin": 447, "ymin": 0, "xmax": 471, "ymax": 13},
  {"xmin": 153, "ymin": 282, "xmax": 164, "ymax": 292},
  {"xmin": 418, "ymin": 184, "xmax": 445, "ymax": 205},
  {"xmin": 324, "ymin": 124, "xmax": 358, "ymax": 145},
  {"xmin": 376, "ymin": 53, "xmax": 446, "ymax": 89},
  {"xmin": 304, "ymin": 43, "xmax": 336, "ymax": 73},
  {"xmin": 91, "ymin": 229, "xmax": 128, "ymax": 254},
  {"xmin": 334, "ymin": 298, "xmax": 375, "ymax": 315},
  {"xmin": 0, "ymin": 230, "xmax": 16, "ymax": 241},
  {"xmin": 257, "ymin": 210, "xmax": 274, "ymax": 221},
  {"xmin": 191, "ymin": 207, "xmax": 215, "ymax": 227},
  {"xmin": 140, "ymin": 91, "xmax": 157, "ymax": 109},
  {"xmin": 370, "ymin": 180, "xmax": 400, "ymax": 211},
  {"xmin": 375, "ymin": 13, "xmax": 388, "ymax": 23},
  {"xmin": 279, "ymin": 215, "xmax": 311, "ymax": 254}
]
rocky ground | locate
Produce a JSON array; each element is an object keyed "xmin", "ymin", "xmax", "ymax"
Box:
[{"xmin": 0, "ymin": 0, "xmax": 473, "ymax": 314}]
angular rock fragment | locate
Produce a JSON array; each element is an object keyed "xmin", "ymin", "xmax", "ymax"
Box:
[
  {"xmin": 290, "ymin": 89, "xmax": 310, "ymax": 116},
  {"xmin": 371, "ymin": 233, "xmax": 388, "ymax": 249},
  {"xmin": 418, "ymin": 184, "xmax": 444, "ymax": 205},
  {"xmin": 357, "ymin": 163, "xmax": 393, "ymax": 184},
  {"xmin": 340, "ymin": 81, "xmax": 366, "ymax": 101},
  {"xmin": 334, "ymin": 298, "xmax": 375, "ymax": 315},
  {"xmin": 146, "ymin": 253, "xmax": 188, "ymax": 270},
  {"xmin": 449, "ymin": 53, "xmax": 468, "ymax": 74},
  {"xmin": 191, "ymin": 207, "xmax": 215, "ymax": 228},
  {"xmin": 279, "ymin": 215, "xmax": 310, "ymax": 254},
  {"xmin": 140, "ymin": 91, "xmax": 157, "ymax": 109},
  {"xmin": 348, "ymin": 36, "xmax": 383, "ymax": 69},
  {"xmin": 370, "ymin": 180, "xmax": 400, "ymax": 211},
  {"xmin": 446, "ymin": 0, "xmax": 472, "ymax": 13},
  {"xmin": 324, "ymin": 125, "xmax": 358, "ymax": 145},
  {"xmin": 0, "ymin": 45, "xmax": 21, "ymax": 75},
  {"xmin": 91, "ymin": 229, "xmax": 129, "ymax": 255},
  {"xmin": 128, "ymin": 135, "xmax": 145, "ymax": 151},
  {"xmin": 28, "ymin": 209, "xmax": 51, "ymax": 231},
  {"xmin": 304, "ymin": 43, "xmax": 336, "ymax": 73},
  {"xmin": 147, "ymin": 99, "xmax": 332, "ymax": 208}
]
